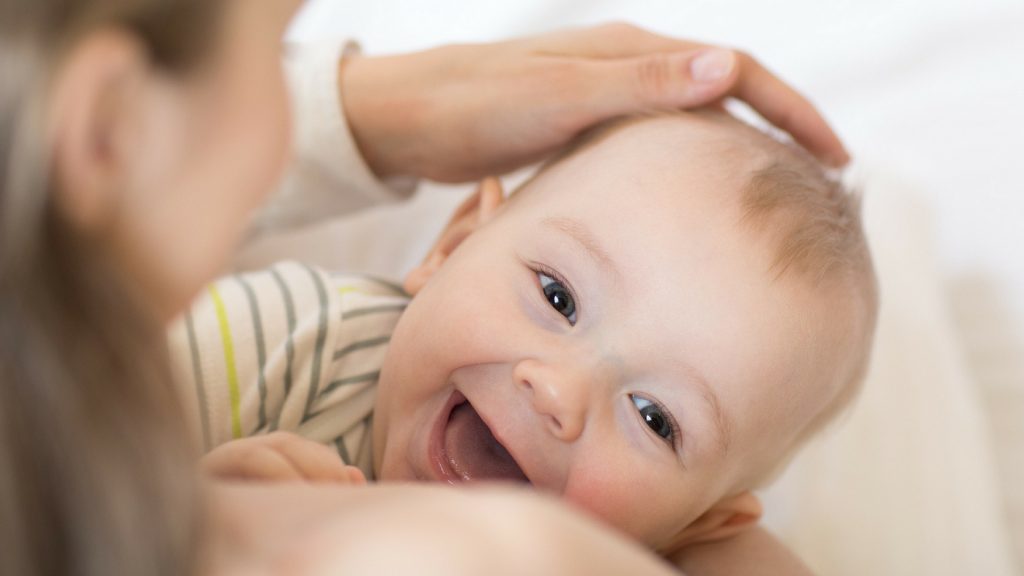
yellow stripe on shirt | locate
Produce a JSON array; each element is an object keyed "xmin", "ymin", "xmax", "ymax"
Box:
[
  {"xmin": 337, "ymin": 285, "xmax": 369, "ymax": 297},
  {"xmin": 209, "ymin": 285, "xmax": 243, "ymax": 439}
]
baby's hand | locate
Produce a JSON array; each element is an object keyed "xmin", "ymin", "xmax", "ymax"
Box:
[{"xmin": 201, "ymin": 432, "xmax": 366, "ymax": 485}]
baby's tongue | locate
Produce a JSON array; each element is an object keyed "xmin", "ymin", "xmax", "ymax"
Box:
[{"xmin": 445, "ymin": 402, "xmax": 528, "ymax": 483}]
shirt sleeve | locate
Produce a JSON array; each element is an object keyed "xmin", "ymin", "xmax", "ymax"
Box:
[
  {"xmin": 166, "ymin": 262, "xmax": 408, "ymax": 476},
  {"xmin": 167, "ymin": 262, "xmax": 340, "ymax": 450},
  {"xmin": 249, "ymin": 41, "xmax": 418, "ymax": 235}
]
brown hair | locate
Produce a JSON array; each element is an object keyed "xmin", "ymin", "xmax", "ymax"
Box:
[
  {"xmin": 1, "ymin": 2, "xmax": 222, "ymax": 575},
  {"xmin": 737, "ymin": 130, "xmax": 877, "ymax": 451}
]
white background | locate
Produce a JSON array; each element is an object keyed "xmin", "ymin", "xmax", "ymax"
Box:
[{"xmin": 288, "ymin": 0, "xmax": 1024, "ymax": 327}]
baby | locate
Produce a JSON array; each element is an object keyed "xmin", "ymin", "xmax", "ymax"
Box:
[{"xmin": 171, "ymin": 109, "xmax": 877, "ymax": 557}]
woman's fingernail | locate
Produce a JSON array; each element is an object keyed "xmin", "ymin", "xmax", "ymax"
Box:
[{"xmin": 690, "ymin": 49, "xmax": 735, "ymax": 84}]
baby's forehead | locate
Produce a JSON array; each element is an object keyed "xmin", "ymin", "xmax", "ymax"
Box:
[
  {"xmin": 578, "ymin": 112, "xmax": 771, "ymax": 173},
  {"xmin": 508, "ymin": 114, "xmax": 784, "ymax": 287},
  {"xmin": 517, "ymin": 122, "xmax": 773, "ymax": 268},
  {"xmin": 525, "ymin": 113, "xmax": 773, "ymax": 214}
]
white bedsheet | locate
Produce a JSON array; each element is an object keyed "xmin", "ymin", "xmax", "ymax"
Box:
[{"xmin": 265, "ymin": 1, "xmax": 1024, "ymax": 572}]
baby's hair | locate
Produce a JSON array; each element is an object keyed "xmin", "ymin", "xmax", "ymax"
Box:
[
  {"xmin": 700, "ymin": 113, "xmax": 879, "ymax": 483},
  {"xmin": 720, "ymin": 115, "xmax": 870, "ymax": 287},
  {"xmin": 716, "ymin": 114, "xmax": 878, "ymax": 450}
]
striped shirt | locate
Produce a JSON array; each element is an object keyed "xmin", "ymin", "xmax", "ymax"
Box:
[{"xmin": 167, "ymin": 261, "xmax": 408, "ymax": 479}]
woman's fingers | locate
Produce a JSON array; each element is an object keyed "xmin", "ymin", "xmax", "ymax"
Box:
[
  {"xmin": 729, "ymin": 52, "xmax": 849, "ymax": 166},
  {"xmin": 572, "ymin": 48, "xmax": 738, "ymax": 120},
  {"xmin": 528, "ymin": 22, "xmax": 705, "ymax": 59},
  {"xmin": 530, "ymin": 23, "xmax": 849, "ymax": 166},
  {"xmin": 339, "ymin": 23, "xmax": 849, "ymax": 183},
  {"xmin": 560, "ymin": 48, "xmax": 846, "ymax": 166}
]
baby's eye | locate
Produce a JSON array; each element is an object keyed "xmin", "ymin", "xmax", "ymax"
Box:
[
  {"xmin": 538, "ymin": 271, "xmax": 577, "ymax": 325},
  {"xmin": 630, "ymin": 394, "xmax": 678, "ymax": 445}
]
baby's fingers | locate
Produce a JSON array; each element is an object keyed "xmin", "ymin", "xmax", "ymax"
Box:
[
  {"xmin": 267, "ymin": 433, "xmax": 357, "ymax": 484},
  {"xmin": 344, "ymin": 465, "xmax": 368, "ymax": 485},
  {"xmin": 202, "ymin": 443, "xmax": 304, "ymax": 482}
]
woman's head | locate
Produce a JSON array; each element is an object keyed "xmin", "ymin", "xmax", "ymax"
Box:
[
  {"xmin": 1, "ymin": 1, "xmax": 300, "ymax": 574},
  {"xmin": 32, "ymin": 0, "xmax": 300, "ymax": 319}
]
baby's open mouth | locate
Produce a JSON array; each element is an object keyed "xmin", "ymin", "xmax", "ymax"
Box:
[{"xmin": 442, "ymin": 394, "xmax": 530, "ymax": 484}]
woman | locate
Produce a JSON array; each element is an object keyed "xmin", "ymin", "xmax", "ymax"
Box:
[{"xmin": 0, "ymin": 1, "xmax": 846, "ymax": 574}]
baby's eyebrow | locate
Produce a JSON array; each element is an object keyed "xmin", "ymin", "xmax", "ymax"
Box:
[
  {"xmin": 689, "ymin": 367, "xmax": 732, "ymax": 457},
  {"xmin": 541, "ymin": 217, "xmax": 619, "ymax": 279}
]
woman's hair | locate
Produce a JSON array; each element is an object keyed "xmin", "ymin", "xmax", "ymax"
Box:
[{"xmin": 1, "ymin": 2, "xmax": 222, "ymax": 574}]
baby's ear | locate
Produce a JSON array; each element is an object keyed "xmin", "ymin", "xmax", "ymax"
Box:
[
  {"xmin": 403, "ymin": 177, "xmax": 506, "ymax": 295},
  {"xmin": 668, "ymin": 491, "xmax": 763, "ymax": 553}
]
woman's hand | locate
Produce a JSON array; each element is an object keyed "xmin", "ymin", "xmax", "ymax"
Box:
[
  {"xmin": 340, "ymin": 22, "xmax": 849, "ymax": 183},
  {"xmin": 201, "ymin": 432, "xmax": 366, "ymax": 484}
]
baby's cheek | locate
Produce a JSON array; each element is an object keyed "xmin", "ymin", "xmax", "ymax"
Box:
[
  {"xmin": 561, "ymin": 465, "xmax": 673, "ymax": 547},
  {"xmin": 425, "ymin": 279, "xmax": 533, "ymax": 368}
]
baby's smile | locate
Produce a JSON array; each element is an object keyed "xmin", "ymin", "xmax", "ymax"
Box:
[{"xmin": 429, "ymin": 390, "xmax": 531, "ymax": 485}]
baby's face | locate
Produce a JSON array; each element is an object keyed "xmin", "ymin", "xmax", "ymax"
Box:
[{"xmin": 373, "ymin": 115, "xmax": 864, "ymax": 551}]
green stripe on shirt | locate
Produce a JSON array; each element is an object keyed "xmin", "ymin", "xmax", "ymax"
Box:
[
  {"xmin": 341, "ymin": 303, "xmax": 407, "ymax": 320},
  {"xmin": 269, "ymin": 267, "xmax": 298, "ymax": 431},
  {"xmin": 237, "ymin": 276, "xmax": 269, "ymax": 432},
  {"xmin": 320, "ymin": 370, "xmax": 380, "ymax": 398},
  {"xmin": 301, "ymin": 264, "xmax": 330, "ymax": 421},
  {"xmin": 184, "ymin": 311, "xmax": 212, "ymax": 451},
  {"xmin": 332, "ymin": 335, "xmax": 390, "ymax": 361}
]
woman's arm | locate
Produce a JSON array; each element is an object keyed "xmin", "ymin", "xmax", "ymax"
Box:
[
  {"xmin": 258, "ymin": 23, "xmax": 848, "ymax": 233},
  {"xmin": 252, "ymin": 42, "xmax": 419, "ymax": 234},
  {"xmin": 206, "ymin": 482, "xmax": 681, "ymax": 576},
  {"xmin": 671, "ymin": 525, "xmax": 816, "ymax": 576}
]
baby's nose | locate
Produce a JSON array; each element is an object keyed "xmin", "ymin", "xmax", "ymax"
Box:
[{"xmin": 513, "ymin": 358, "xmax": 589, "ymax": 442}]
